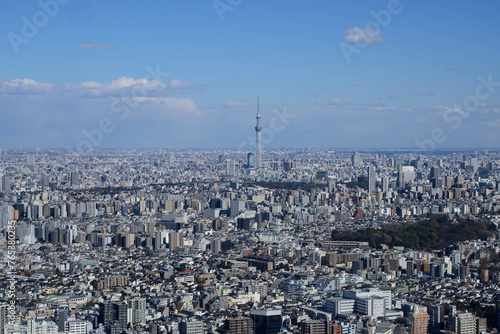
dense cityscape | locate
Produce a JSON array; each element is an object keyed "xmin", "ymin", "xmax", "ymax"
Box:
[{"xmin": 1, "ymin": 141, "xmax": 500, "ymax": 334}]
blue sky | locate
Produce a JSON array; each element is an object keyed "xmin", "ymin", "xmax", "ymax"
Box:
[{"xmin": 1, "ymin": 0, "xmax": 500, "ymax": 149}]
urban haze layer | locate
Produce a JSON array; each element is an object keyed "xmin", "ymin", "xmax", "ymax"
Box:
[{"xmin": 0, "ymin": 141, "xmax": 500, "ymax": 334}]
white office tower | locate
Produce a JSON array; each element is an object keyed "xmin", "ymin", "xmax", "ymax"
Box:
[
  {"xmin": 66, "ymin": 320, "xmax": 89, "ymax": 334},
  {"xmin": 226, "ymin": 160, "xmax": 238, "ymax": 177},
  {"xmin": 128, "ymin": 298, "xmax": 146, "ymax": 324},
  {"xmin": 17, "ymin": 223, "xmax": 36, "ymax": 245},
  {"xmin": 60, "ymin": 204, "xmax": 67, "ymax": 218},
  {"xmin": 0, "ymin": 202, "xmax": 12, "ymax": 231},
  {"xmin": 382, "ymin": 176, "xmax": 389, "ymax": 192},
  {"xmin": 26, "ymin": 155, "xmax": 35, "ymax": 170},
  {"xmin": 368, "ymin": 166, "xmax": 376, "ymax": 193},
  {"xmin": 154, "ymin": 230, "xmax": 168, "ymax": 249},
  {"xmin": 352, "ymin": 152, "xmax": 362, "ymax": 167},
  {"xmin": 450, "ymin": 312, "xmax": 475, "ymax": 334},
  {"xmin": 255, "ymin": 97, "xmax": 262, "ymax": 168},
  {"xmin": 327, "ymin": 288, "xmax": 393, "ymax": 318},
  {"xmin": 402, "ymin": 165, "xmax": 416, "ymax": 182},
  {"xmin": 5, "ymin": 319, "xmax": 57, "ymax": 334}
]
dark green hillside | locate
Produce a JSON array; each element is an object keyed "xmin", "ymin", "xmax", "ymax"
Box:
[{"xmin": 331, "ymin": 218, "xmax": 496, "ymax": 249}]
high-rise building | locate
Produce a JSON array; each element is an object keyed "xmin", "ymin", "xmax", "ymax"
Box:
[
  {"xmin": 211, "ymin": 238, "xmax": 222, "ymax": 254},
  {"xmin": 17, "ymin": 223, "xmax": 35, "ymax": 245},
  {"xmin": 397, "ymin": 171, "xmax": 405, "ymax": 189},
  {"xmin": 327, "ymin": 288, "xmax": 392, "ymax": 317},
  {"xmin": 179, "ymin": 319, "xmax": 203, "ymax": 334},
  {"xmin": 430, "ymin": 305, "xmax": 444, "ymax": 334},
  {"xmin": 104, "ymin": 321, "xmax": 125, "ymax": 334},
  {"xmin": 5, "ymin": 319, "xmax": 58, "ymax": 334},
  {"xmin": 128, "ymin": 298, "xmax": 146, "ymax": 324},
  {"xmin": 301, "ymin": 319, "xmax": 330, "ymax": 334},
  {"xmin": 66, "ymin": 320, "xmax": 88, "ymax": 334},
  {"xmin": 382, "ymin": 176, "xmax": 389, "ymax": 193},
  {"xmin": 222, "ymin": 316, "xmax": 254, "ymax": 334},
  {"xmin": 368, "ymin": 166, "xmax": 376, "ymax": 193},
  {"xmin": 255, "ymin": 97, "xmax": 262, "ymax": 169},
  {"xmin": 450, "ymin": 312, "xmax": 476, "ymax": 334},
  {"xmin": 70, "ymin": 172, "xmax": 80, "ymax": 187},
  {"xmin": 99, "ymin": 303, "xmax": 115, "ymax": 325},
  {"xmin": 0, "ymin": 304, "xmax": 9, "ymax": 334},
  {"xmin": 26, "ymin": 156, "xmax": 35, "ymax": 170},
  {"xmin": 480, "ymin": 269, "xmax": 489, "ymax": 282},
  {"xmin": 115, "ymin": 303, "xmax": 128, "ymax": 326},
  {"xmin": 169, "ymin": 232, "xmax": 182, "ymax": 251},
  {"xmin": 247, "ymin": 152, "xmax": 255, "ymax": 168},
  {"xmin": 98, "ymin": 302, "xmax": 127, "ymax": 326},
  {"xmin": 1, "ymin": 176, "xmax": 11, "ymax": 192},
  {"xmin": 476, "ymin": 318, "xmax": 486, "ymax": 334},
  {"xmin": 40, "ymin": 173, "xmax": 50, "ymax": 187},
  {"xmin": 0, "ymin": 202, "xmax": 13, "ymax": 231},
  {"xmin": 430, "ymin": 167, "xmax": 441, "ymax": 180},
  {"xmin": 470, "ymin": 157, "xmax": 478, "ymax": 172},
  {"xmin": 409, "ymin": 312, "xmax": 429, "ymax": 334},
  {"xmin": 250, "ymin": 309, "xmax": 281, "ymax": 334},
  {"xmin": 226, "ymin": 160, "xmax": 238, "ymax": 177},
  {"xmin": 58, "ymin": 309, "xmax": 68, "ymax": 332},
  {"xmin": 230, "ymin": 199, "xmax": 245, "ymax": 217},
  {"xmin": 352, "ymin": 152, "xmax": 362, "ymax": 167}
]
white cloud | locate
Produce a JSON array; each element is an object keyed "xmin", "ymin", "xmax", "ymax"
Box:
[
  {"xmin": 0, "ymin": 77, "xmax": 201, "ymax": 119},
  {"xmin": 79, "ymin": 81, "xmax": 103, "ymax": 88},
  {"xmin": 0, "ymin": 77, "xmax": 202, "ymax": 98},
  {"xmin": 343, "ymin": 27, "xmax": 384, "ymax": 46},
  {"xmin": 476, "ymin": 103, "xmax": 500, "ymax": 114},
  {"xmin": 431, "ymin": 105, "xmax": 469, "ymax": 118},
  {"xmin": 0, "ymin": 78, "xmax": 53, "ymax": 95},
  {"xmin": 168, "ymin": 80, "xmax": 191, "ymax": 89},
  {"xmin": 135, "ymin": 97, "xmax": 200, "ymax": 116}
]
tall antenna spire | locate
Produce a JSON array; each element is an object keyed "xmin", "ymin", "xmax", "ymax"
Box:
[{"xmin": 255, "ymin": 96, "xmax": 262, "ymax": 168}]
